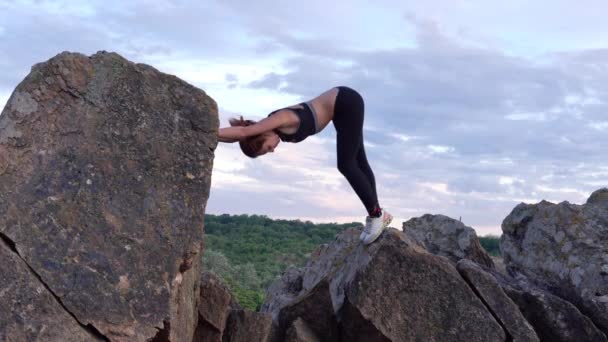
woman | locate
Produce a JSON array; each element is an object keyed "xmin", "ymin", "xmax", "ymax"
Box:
[{"xmin": 218, "ymin": 86, "xmax": 392, "ymax": 244}]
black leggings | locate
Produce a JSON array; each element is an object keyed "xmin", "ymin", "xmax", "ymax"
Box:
[{"xmin": 332, "ymin": 86, "xmax": 379, "ymax": 215}]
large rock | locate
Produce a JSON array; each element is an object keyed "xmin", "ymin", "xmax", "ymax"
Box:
[
  {"xmin": 456, "ymin": 259, "xmax": 539, "ymax": 342},
  {"xmin": 263, "ymin": 266, "xmax": 304, "ymax": 321},
  {"xmin": 284, "ymin": 318, "xmax": 321, "ymax": 342},
  {"xmin": 277, "ymin": 279, "xmax": 338, "ymax": 341},
  {"xmin": 0, "ymin": 51, "xmax": 218, "ymax": 341},
  {"xmin": 402, "ymin": 214, "xmax": 495, "ymax": 268},
  {"xmin": 194, "ymin": 272, "xmax": 235, "ymax": 342},
  {"xmin": 193, "ymin": 271, "xmax": 273, "ymax": 342},
  {"xmin": 501, "ymin": 189, "xmax": 608, "ymax": 334},
  {"xmin": 494, "ymin": 272, "xmax": 607, "ymax": 342},
  {"xmin": 263, "ymin": 228, "xmax": 506, "ymax": 341},
  {"xmin": 223, "ymin": 309, "xmax": 273, "ymax": 342}
]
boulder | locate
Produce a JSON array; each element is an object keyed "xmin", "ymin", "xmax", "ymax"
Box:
[
  {"xmin": 223, "ymin": 309, "xmax": 273, "ymax": 342},
  {"xmin": 501, "ymin": 189, "xmax": 608, "ymax": 334},
  {"xmin": 456, "ymin": 259, "xmax": 539, "ymax": 342},
  {"xmin": 587, "ymin": 188, "xmax": 608, "ymax": 208},
  {"xmin": 198, "ymin": 272, "xmax": 234, "ymax": 331},
  {"xmin": 263, "ymin": 266, "xmax": 304, "ymax": 321},
  {"xmin": 194, "ymin": 272, "xmax": 235, "ymax": 342},
  {"xmin": 494, "ymin": 272, "xmax": 607, "ymax": 342},
  {"xmin": 0, "ymin": 51, "xmax": 218, "ymax": 341},
  {"xmin": 263, "ymin": 228, "xmax": 506, "ymax": 341},
  {"xmin": 277, "ymin": 279, "xmax": 338, "ymax": 341},
  {"xmin": 402, "ymin": 214, "xmax": 494, "ymax": 268},
  {"xmin": 193, "ymin": 271, "xmax": 273, "ymax": 342},
  {"xmin": 285, "ymin": 318, "xmax": 321, "ymax": 342}
]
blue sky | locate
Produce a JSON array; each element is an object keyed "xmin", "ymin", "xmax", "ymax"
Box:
[{"xmin": 1, "ymin": 0, "xmax": 607, "ymax": 235}]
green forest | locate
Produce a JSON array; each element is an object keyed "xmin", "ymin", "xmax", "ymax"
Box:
[{"xmin": 202, "ymin": 213, "xmax": 501, "ymax": 310}]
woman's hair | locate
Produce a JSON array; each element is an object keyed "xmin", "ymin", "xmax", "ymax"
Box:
[{"xmin": 229, "ymin": 116, "xmax": 266, "ymax": 158}]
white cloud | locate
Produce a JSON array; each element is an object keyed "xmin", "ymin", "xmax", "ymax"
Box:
[
  {"xmin": 388, "ymin": 133, "xmax": 418, "ymax": 142},
  {"xmin": 419, "ymin": 182, "xmax": 450, "ymax": 194},
  {"xmin": 427, "ymin": 145, "xmax": 454, "ymax": 154},
  {"xmin": 588, "ymin": 121, "xmax": 608, "ymax": 131},
  {"xmin": 478, "ymin": 158, "xmax": 514, "ymax": 166},
  {"xmin": 498, "ymin": 176, "xmax": 516, "ymax": 185},
  {"xmin": 505, "ymin": 112, "xmax": 548, "ymax": 121}
]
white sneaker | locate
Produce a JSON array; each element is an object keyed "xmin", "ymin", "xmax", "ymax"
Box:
[{"xmin": 360, "ymin": 209, "xmax": 393, "ymax": 245}]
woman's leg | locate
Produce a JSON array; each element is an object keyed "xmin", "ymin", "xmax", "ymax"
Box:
[
  {"xmin": 356, "ymin": 143, "xmax": 378, "ymax": 208},
  {"xmin": 333, "ymin": 87, "xmax": 380, "ymax": 216}
]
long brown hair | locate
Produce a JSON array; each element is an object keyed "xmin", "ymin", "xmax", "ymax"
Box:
[{"xmin": 229, "ymin": 116, "xmax": 266, "ymax": 158}]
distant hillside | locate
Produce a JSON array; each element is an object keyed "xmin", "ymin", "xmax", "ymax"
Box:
[{"xmin": 202, "ymin": 213, "xmax": 501, "ymax": 310}]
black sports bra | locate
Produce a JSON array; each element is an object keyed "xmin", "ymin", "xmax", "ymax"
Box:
[{"xmin": 267, "ymin": 102, "xmax": 320, "ymax": 143}]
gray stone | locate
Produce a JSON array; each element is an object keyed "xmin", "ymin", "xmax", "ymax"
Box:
[
  {"xmin": 500, "ymin": 191, "xmax": 608, "ymax": 334},
  {"xmin": 193, "ymin": 271, "xmax": 273, "ymax": 342},
  {"xmin": 264, "ymin": 228, "xmax": 505, "ymax": 341},
  {"xmin": 262, "ymin": 266, "xmax": 304, "ymax": 321},
  {"xmin": 587, "ymin": 188, "xmax": 608, "ymax": 209},
  {"xmin": 223, "ymin": 310, "xmax": 273, "ymax": 342},
  {"xmin": 498, "ymin": 274, "xmax": 607, "ymax": 342},
  {"xmin": 0, "ymin": 237, "xmax": 101, "ymax": 342},
  {"xmin": 0, "ymin": 51, "xmax": 218, "ymax": 341},
  {"xmin": 456, "ymin": 259, "xmax": 539, "ymax": 342},
  {"xmin": 285, "ymin": 318, "xmax": 321, "ymax": 342},
  {"xmin": 198, "ymin": 272, "xmax": 233, "ymax": 332},
  {"xmin": 278, "ymin": 279, "xmax": 338, "ymax": 341},
  {"xmin": 402, "ymin": 214, "xmax": 495, "ymax": 268}
]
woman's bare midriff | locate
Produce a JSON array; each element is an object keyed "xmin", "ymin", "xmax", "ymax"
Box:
[{"xmin": 276, "ymin": 87, "xmax": 340, "ymax": 135}]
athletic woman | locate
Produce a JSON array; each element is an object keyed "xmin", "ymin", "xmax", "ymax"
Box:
[{"xmin": 218, "ymin": 86, "xmax": 392, "ymax": 244}]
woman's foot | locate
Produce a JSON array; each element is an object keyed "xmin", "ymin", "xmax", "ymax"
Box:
[{"xmin": 360, "ymin": 209, "xmax": 393, "ymax": 245}]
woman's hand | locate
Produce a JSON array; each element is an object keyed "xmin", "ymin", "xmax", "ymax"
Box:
[
  {"xmin": 218, "ymin": 112, "xmax": 284, "ymax": 143},
  {"xmin": 229, "ymin": 116, "xmax": 244, "ymax": 127}
]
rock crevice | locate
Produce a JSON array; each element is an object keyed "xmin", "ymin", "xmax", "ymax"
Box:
[
  {"xmin": 458, "ymin": 269, "xmax": 514, "ymax": 341},
  {"xmin": 1, "ymin": 231, "xmax": 109, "ymax": 341}
]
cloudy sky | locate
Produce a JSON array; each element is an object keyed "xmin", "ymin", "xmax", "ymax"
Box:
[{"xmin": 1, "ymin": 0, "xmax": 607, "ymax": 235}]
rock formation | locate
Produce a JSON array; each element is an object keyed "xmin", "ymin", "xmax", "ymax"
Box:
[
  {"xmin": 194, "ymin": 272, "xmax": 274, "ymax": 342},
  {"xmin": 495, "ymin": 270, "xmax": 607, "ymax": 341},
  {"xmin": 263, "ymin": 228, "xmax": 507, "ymax": 341},
  {"xmin": 456, "ymin": 259, "xmax": 539, "ymax": 341},
  {"xmin": 501, "ymin": 188, "xmax": 608, "ymax": 336},
  {"xmin": 0, "ymin": 51, "xmax": 217, "ymax": 341},
  {"xmin": 402, "ymin": 213, "xmax": 495, "ymax": 268},
  {"xmin": 263, "ymin": 190, "xmax": 608, "ymax": 341}
]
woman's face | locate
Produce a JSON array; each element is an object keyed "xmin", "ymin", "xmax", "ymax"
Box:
[{"xmin": 258, "ymin": 131, "xmax": 280, "ymax": 156}]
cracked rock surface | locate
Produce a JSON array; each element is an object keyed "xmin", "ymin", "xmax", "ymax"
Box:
[
  {"xmin": 0, "ymin": 51, "xmax": 218, "ymax": 341},
  {"xmin": 0, "ymin": 235, "xmax": 102, "ymax": 341},
  {"xmin": 501, "ymin": 189, "xmax": 608, "ymax": 336}
]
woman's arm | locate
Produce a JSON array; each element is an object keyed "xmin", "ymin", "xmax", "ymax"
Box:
[
  {"xmin": 218, "ymin": 126, "xmax": 244, "ymax": 143},
  {"xmin": 240, "ymin": 111, "xmax": 289, "ymax": 137},
  {"xmin": 217, "ymin": 111, "xmax": 289, "ymax": 143}
]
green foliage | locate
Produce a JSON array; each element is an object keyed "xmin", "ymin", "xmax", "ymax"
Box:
[
  {"xmin": 202, "ymin": 213, "xmax": 359, "ymax": 310},
  {"xmin": 479, "ymin": 234, "xmax": 501, "ymax": 256},
  {"xmin": 202, "ymin": 249, "xmax": 266, "ymax": 310},
  {"xmin": 228, "ymin": 280, "xmax": 265, "ymax": 311},
  {"xmin": 202, "ymin": 249, "xmax": 232, "ymax": 277}
]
